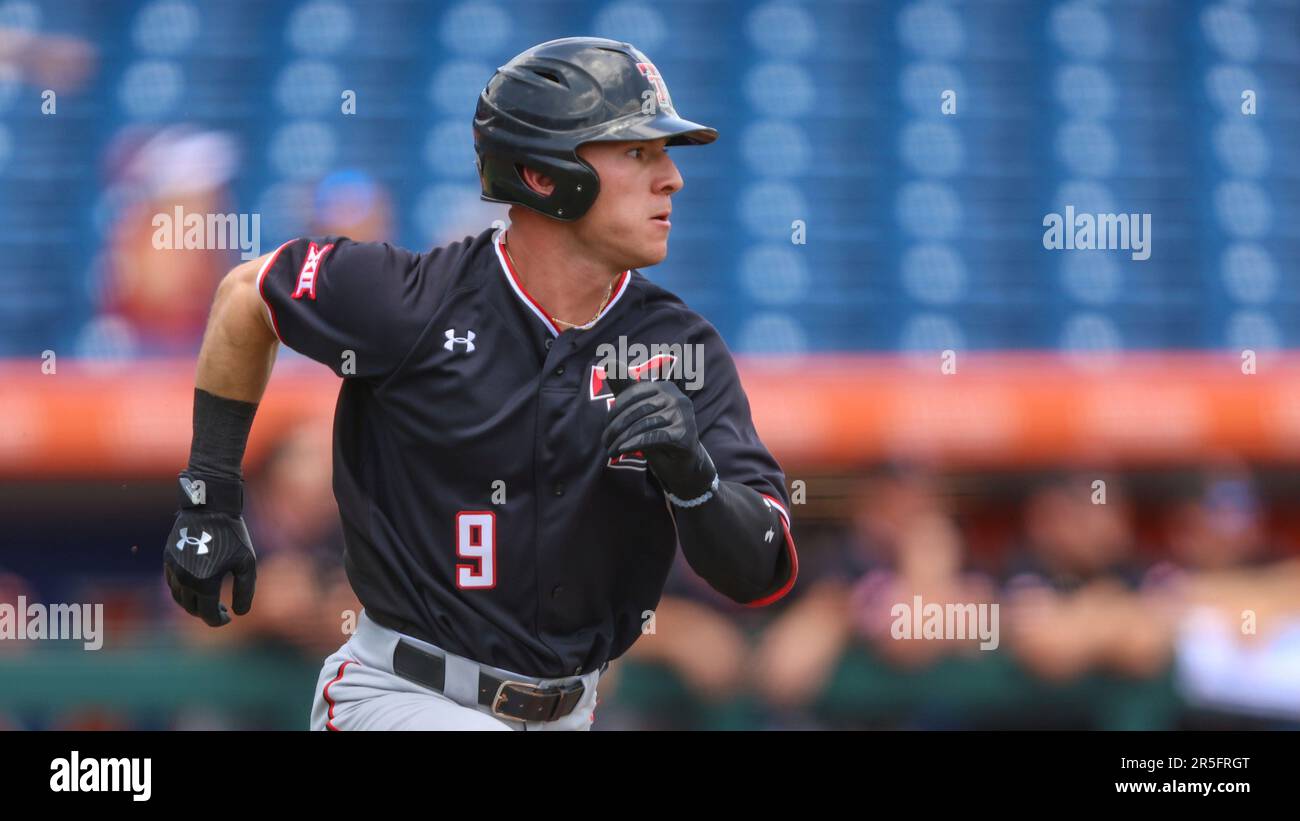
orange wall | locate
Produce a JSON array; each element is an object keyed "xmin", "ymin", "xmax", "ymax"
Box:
[{"xmin": 3, "ymin": 352, "xmax": 1300, "ymax": 477}]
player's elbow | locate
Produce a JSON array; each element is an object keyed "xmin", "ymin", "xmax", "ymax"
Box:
[
  {"xmin": 214, "ymin": 255, "xmax": 277, "ymax": 341},
  {"xmin": 217, "ymin": 256, "xmax": 260, "ymax": 305},
  {"xmin": 712, "ymin": 560, "xmax": 792, "ymax": 608}
]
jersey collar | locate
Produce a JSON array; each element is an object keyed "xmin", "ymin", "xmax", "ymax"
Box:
[{"xmin": 491, "ymin": 224, "xmax": 631, "ymax": 338}]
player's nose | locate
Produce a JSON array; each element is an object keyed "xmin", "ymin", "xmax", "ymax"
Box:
[{"xmin": 656, "ymin": 153, "xmax": 683, "ymax": 196}]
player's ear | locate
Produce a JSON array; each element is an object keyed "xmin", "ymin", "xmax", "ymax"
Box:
[{"xmin": 517, "ymin": 164, "xmax": 556, "ymax": 197}]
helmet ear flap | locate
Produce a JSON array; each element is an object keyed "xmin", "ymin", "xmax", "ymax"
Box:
[
  {"xmin": 564, "ymin": 149, "xmax": 601, "ymax": 215},
  {"xmin": 522, "ymin": 152, "xmax": 599, "ymax": 220},
  {"xmin": 481, "ymin": 149, "xmax": 599, "ymax": 221}
]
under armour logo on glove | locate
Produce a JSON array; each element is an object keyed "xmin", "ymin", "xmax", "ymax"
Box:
[
  {"xmin": 175, "ymin": 528, "xmax": 212, "ymax": 555},
  {"xmin": 444, "ymin": 328, "xmax": 476, "ymax": 353},
  {"xmin": 164, "ymin": 497, "xmax": 257, "ymax": 628}
]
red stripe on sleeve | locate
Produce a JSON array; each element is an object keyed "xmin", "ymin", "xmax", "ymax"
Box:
[
  {"xmin": 256, "ymin": 239, "xmax": 296, "ymax": 343},
  {"xmin": 745, "ymin": 494, "xmax": 799, "ymax": 607}
]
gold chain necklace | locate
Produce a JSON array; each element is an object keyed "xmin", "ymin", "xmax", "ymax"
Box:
[
  {"xmin": 551, "ymin": 277, "xmax": 615, "ymax": 331},
  {"xmin": 503, "ymin": 239, "xmax": 617, "ymax": 331}
]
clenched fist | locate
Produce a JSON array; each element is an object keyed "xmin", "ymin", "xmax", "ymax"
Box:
[{"xmin": 163, "ymin": 473, "xmax": 257, "ymax": 627}]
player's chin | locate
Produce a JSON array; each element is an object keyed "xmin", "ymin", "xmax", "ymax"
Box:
[{"xmin": 634, "ymin": 236, "xmax": 670, "ymax": 268}]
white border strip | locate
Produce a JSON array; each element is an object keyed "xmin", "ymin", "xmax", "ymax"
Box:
[
  {"xmin": 256, "ymin": 239, "xmax": 296, "ymax": 342},
  {"xmin": 493, "ymin": 227, "xmax": 559, "ymax": 337},
  {"xmin": 760, "ymin": 493, "xmax": 791, "ymax": 527},
  {"xmin": 491, "ymin": 224, "xmax": 631, "ymax": 336}
]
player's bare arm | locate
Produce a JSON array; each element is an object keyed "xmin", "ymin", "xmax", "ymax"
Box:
[
  {"xmin": 162, "ymin": 254, "xmax": 280, "ymax": 628},
  {"xmin": 195, "ymin": 253, "xmax": 280, "ymax": 403}
]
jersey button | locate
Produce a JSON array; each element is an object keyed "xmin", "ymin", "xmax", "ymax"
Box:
[
  {"xmin": 554, "ymin": 365, "xmax": 565, "ymax": 376},
  {"xmin": 553, "ymin": 482, "xmax": 565, "ymax": 496},
  {"xmin": 544, "ymin": 338, "xmax": 553, "ymax": 351},
  {"xmin": 551, "ymin": 585, "xmax": 564, "ymax": 598}
]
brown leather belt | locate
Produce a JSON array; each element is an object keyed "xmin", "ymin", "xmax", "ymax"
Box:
[{"xmin": 392, "ymin": 638, "xmax": 591, "ymax": 723}]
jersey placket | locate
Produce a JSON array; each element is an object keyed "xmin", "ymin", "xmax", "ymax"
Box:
[
  {"xmin": 532, "ymin": 330, "xmax": 582, "ymax": 673},
  {"xmin": 492, "ymin": 227, "xmax": 633, "ymax": 675}
]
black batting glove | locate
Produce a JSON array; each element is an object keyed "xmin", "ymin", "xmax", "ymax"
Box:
[
  {"xmin": 163, "ymin": 473, "xmax": 257, "ymax": 627},
  {"xmin": 602, "ymin": 377, "xmax": 718, "ymax": 502}
]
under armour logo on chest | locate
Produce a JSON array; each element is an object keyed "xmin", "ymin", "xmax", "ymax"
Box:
[{"xmin": 444, "ymin": 329, "xmax": 476, "ymax": 353}]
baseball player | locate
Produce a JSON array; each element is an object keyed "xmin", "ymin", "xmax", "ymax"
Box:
[{"xmin": 163, "ymin": 37, "xmax": 798, "ymax": 730}]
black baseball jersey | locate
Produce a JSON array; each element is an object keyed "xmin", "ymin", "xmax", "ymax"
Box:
[{"xmin": 256, "ymin": 225, "xmax": 796, "ymax": 676}]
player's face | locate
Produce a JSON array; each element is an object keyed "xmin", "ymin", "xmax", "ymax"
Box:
[{"xmin": 574, "ymin": 138, "xmax": 682, "ymax": 269}]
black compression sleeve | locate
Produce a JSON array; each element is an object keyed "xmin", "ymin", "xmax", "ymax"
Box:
[
  {"xmin": 186, "ymin": 388, "xmax": 259, "ymax": 482},
  {"xmin": 671, "ymin": 480, "xmax": 791, "ymax": 604}
]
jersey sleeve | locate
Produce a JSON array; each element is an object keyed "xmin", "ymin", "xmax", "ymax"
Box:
[
  {"xmin": 688, "ymin": 323, "xmax": 790, "ymax": 515},
  {"xmin": 256, "ymin": 236, "xmax": 433, "ymax": 380},
  {"xmin": 687, "ymin": 320, "xmax": 797, "ymax": 605}
]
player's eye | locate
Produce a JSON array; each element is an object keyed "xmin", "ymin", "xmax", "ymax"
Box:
[{"xmin": 627, "ymin": 144, "xmax": 668, "ymax": 160}]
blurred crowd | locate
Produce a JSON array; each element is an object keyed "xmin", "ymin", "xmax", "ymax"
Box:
[
  {"xmin": 604, "ymin": 464, "xmax": 1300, "ymax": 730},
  {"xmin": 4, "ymin": 434, "xmax": 1299, "ymax": 729},
  {"xmin": 81, "ymin": 121, "xmax": 404, "ymax": 359}
]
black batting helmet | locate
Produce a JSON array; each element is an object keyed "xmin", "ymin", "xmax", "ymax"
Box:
[{"xmin": 473, "ymin": 37, "xmax": 717, "ymax": 221}]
